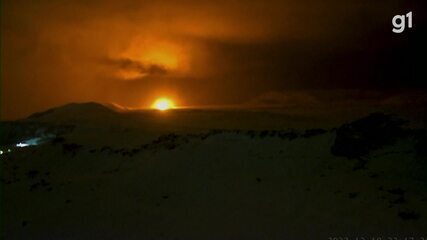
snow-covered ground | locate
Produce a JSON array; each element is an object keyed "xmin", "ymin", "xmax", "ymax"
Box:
[{"xmin": 1, "ymin": 103, "xmax": 426, "ymax": 239}]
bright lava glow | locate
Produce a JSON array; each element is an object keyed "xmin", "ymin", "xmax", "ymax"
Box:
[{"xmin": 152, "ymin": 98, "xmax": 175, "ymax": 111}]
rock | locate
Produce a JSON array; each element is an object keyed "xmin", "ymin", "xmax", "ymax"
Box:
[{"xmin": 331, "ymin": 113, "xmax": 409, "ymax": 159}]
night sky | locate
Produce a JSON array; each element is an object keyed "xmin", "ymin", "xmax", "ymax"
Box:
[{"xmin": 1, "ymin": 0, "xmax": 426, "ymax": 119}]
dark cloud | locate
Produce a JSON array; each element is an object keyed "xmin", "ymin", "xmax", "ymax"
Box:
[{"xmin": 101, "ymin": 58, "xmax": 169, "ymax": 79}]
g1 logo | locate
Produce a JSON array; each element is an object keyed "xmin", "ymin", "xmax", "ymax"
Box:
[{"xmin": 392, "ymin": 11, "xmax": 413, "ymax": 33}]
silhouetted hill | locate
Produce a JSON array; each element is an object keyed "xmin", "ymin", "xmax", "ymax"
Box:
[{"xmin": 26, "ymin": 102, "xmax": 118, "ymax": 123}]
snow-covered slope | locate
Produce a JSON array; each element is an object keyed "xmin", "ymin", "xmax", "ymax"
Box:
[{"xmin": 1, "ymin": 104, "xmax": 426, "ymax": 239}]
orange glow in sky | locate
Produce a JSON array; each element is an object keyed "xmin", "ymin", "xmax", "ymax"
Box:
[
  {"xmin": 142, "ymin": 48, "xmax": 179, "ymax": 70},
  {"xmin": 115, "ymin": 39, "xmax": 187, "ymax": 80}
]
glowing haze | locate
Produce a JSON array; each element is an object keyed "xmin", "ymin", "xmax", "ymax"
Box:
[
  {"xmin": 1, "ymin": 0, "xmax": 426, "ymax": 119},
  {"xmin": 152, "ymin": 98, "xmax": 175, "ymax": 111}
]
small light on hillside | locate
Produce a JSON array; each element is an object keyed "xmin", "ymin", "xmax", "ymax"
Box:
[{"xmin": 16, "ymin": 143, "xmax": 30, "ymax": 148}]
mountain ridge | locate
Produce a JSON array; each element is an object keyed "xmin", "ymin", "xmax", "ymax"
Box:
[{"xmin": 25, "ymin": 102, "xmax": 118, "ymax": 123}]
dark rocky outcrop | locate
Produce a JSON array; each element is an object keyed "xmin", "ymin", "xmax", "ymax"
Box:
[
  {"xmin": 331, "ymin": 113, "xmax": 409, "ymax": 159},
  {"xmin": 301, "ymin": 128, "xmax": 327, "ymax": 138}
]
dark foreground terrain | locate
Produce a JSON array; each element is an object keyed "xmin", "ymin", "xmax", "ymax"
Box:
[{"xmin": 1, "ymin": 103, "xmax": 426, "ymax": 239}]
